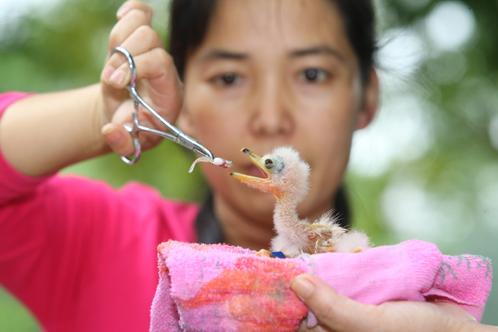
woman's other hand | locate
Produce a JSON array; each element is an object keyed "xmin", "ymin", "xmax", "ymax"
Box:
[
  {"xmin": 292, "ymin": 273, "xmax": 492, "ymax": 332},
  {"xmin": 99, "ymin": 0, "xmax": 183, "ymax": 157}
]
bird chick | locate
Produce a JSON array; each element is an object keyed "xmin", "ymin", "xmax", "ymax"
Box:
[{"xmin": 231, "ymin": 147, "xmax": 370, "ymax": 257}]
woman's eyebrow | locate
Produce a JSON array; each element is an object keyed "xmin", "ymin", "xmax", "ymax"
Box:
[
  {"xmin": 289, "ymin": 46, "xmax": 346, "ymax": 63},
  {"xmin": 199, "ymin": 49, "xmax": 249, "ymax": 62},
  {"xmin": 197, "ymin": 46, "xmax": 346, "ymax": 64}
]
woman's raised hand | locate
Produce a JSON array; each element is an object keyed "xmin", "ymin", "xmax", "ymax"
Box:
[{"xmin": 99, "ymin": 0, "xmax": 183, "ymax": 157}]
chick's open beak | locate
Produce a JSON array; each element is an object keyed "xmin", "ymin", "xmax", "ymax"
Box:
[{"xmin": 230, "ymin": 148, "xmax": 282, "ymax": 198}]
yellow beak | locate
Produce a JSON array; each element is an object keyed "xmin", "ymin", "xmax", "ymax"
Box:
[{"xmin": 230, "ymin": 148, "xmax": 283, "ymax": 198}]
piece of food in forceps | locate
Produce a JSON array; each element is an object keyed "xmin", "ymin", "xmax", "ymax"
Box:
[{"xmin": 188, "ymin": 156, "xmax": 232, "ymax": 173}]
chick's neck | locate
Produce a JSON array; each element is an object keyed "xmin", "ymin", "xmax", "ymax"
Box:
[{"xmin": 273, "ymin": 194, "xmax": 308, "ymax": 237}]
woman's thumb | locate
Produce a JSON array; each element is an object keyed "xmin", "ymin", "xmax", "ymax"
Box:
[
  {"xmin": 291, "ymin": 274, "xmax": 376, "ymax": 331},
  {"xmin": 101, "ymin": 122, "xmax": 134, "ymax": 157}
]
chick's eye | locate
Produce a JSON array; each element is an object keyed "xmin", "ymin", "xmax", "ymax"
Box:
[
  {"xmin": 264, "ymin": 159, "xmax": 274, "ymax": 169},
  {"xmin": 212, "ymin": 72, "xmax": 241, "ymax": 87},
  {"xmin": 300, "ymin": 68, "xmax": 329, "ymax": 83}
]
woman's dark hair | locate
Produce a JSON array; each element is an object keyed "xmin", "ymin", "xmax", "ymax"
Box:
[
  {"xmin": 169, "ymin": 0, "xmax": 376, "ymax": 83},
  {"xmin": 168, "ymin": 0, "xmax": 375, "ymax": 227}
]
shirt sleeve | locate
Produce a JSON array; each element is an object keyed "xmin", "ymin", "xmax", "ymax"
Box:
[{"xmin": 0, "ymin": 92, "xmax": 198, "ymax": 329}]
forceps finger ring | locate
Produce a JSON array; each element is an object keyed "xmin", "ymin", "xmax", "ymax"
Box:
[{"xmin": 122, "ymin": 112, "xmax": 141, "ymax": 164}]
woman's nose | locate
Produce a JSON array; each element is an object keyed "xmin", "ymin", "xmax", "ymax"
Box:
[{"xmin": 249, "ymin": 79, "xmax": 294, "ymax": 137}]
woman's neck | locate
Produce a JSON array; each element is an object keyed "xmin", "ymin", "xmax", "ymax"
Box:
[
  {"xmin": 213, "ymin": 192, "xmax": 336, "ymax": 250},
  {"xmin": 214, "ymin": 196, "xmax": 274, "ymax": 251}
]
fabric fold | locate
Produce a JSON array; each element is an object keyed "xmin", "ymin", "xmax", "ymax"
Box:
[{"xmin": 150, "ymin": 240, "xmax": 492, "ymax": 332}]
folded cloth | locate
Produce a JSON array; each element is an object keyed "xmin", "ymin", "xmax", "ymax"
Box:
[{"xmin": 150, "ymin": 240, "xmax": 492, "ymax": 332}]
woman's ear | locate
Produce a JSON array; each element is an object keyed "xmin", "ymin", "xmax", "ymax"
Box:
[{"xmin": 355, "ymin": 69, "xmax": 379, "ymax": 130}]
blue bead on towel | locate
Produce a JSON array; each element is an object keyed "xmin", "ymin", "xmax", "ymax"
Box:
[{"xmin": 271, "ymin": 251, "xmax": 286, "ymax": 259}]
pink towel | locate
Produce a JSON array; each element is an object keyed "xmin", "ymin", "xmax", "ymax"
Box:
[{"xmin": 150, "ymin": 240, "xmax": 492, "ymax": 332}]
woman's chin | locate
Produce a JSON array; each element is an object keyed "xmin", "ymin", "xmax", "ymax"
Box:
[{"xmin": 236, "ymin": 190, "xmax": 276, "ymax": 219}]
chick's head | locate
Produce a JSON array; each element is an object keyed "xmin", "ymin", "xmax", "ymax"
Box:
[{"xmin": 231, "ymin": 146, "xmax": 310, "ymax": 203}]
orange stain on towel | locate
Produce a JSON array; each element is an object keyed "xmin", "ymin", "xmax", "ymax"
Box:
[{"xmin": 181, "ymin": 256, "xmax": 307, "ymax": 331}]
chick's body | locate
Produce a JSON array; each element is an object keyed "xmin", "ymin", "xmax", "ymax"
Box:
[{"xmin": 231, "ymin": 147, "xmax": 370, "ymax": 257}]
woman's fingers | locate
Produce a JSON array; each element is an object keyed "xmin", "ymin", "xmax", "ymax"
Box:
[
  {"xmin": 109, "ymin": 1, "xmax": 153, "ymax": 49},
  {"xmin": 298, "ymin": 321, "xmax": 327, "ymax": 332},
  {"xmin": 101, "ymin": 100, "xmax": 136, "ymax": 156},
  {"xmin": 101, "ymin": 100, "xmax": 165, "ymax": 157},
  {"xmin": 100, "ymin": 1, "xmax": 182, "ymax": 154},
  {"xmin": 101, "ymin": 122, "xmax": 134, "ymax": 157},
  {"xmin": 116, "ymin": 0, "xmax": 153, "ymax": 20},
  {"xmin": 108, "ymin": 9, "xmax": 152, "ymax": 52},
  {"xmin": 291, "ymin": 274, "xmax": 378, "ymax": 332},
  {"xmin": 105, "ymin": 47, "xmax": 174, "ymax": 87},
  {"xmin": 102, "ymin": 24, "xmax": 163, "ymax": 83},
  {"xmin": 101, "ymin": 103, "xmax": 151, "ymax": 157},
  {"xmin": 104, "ymin": 48, "xmax": 182, "ymax": 121},
  {"xmin": 292, "ymin": 274, "xmax": 487, "ymax": 332},
  {"xmin": 103, "ymin": 0, "xmax": 160, "ymax": 84}
]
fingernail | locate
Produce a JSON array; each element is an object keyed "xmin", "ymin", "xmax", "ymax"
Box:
[
  {"xmin": 109, "ymin": 69, "xmax": 125, "ymax": 86},
  {"xmin": 291, "ymin": 275, "xmax": 315, "ymax": 299},
  {"xmin": 117, "ymin": 2, "xmax": 132, "ymax": 18},
  {"xmin": 306, "ymin": 312, "xmax": 318, "ymax": 328},
  {"xmin": 101, "ymin": 66, "xmax": 114, "ymax": 82},
  {"xmin": 102, "ymin": 124, "xmax": 121, "ymax": 144}
]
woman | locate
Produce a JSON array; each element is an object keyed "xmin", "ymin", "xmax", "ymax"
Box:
[{"xmin": 0, "ymin": 0, "xmax": 493, "ymax": 331}]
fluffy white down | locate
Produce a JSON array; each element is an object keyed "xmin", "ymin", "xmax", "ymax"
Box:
[{"xmin": 333, "ymin": 230, "xmax": 371, "ymax": 252}]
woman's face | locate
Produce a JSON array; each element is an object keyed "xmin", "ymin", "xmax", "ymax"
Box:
[{"xmin": 181, "ymin": 0, "xmax": 377, "ymax": 222}]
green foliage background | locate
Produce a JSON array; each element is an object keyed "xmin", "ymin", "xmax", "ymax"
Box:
[{"xmin": 0, "ymin": 0, "xmax": 496, "ymax": 330}]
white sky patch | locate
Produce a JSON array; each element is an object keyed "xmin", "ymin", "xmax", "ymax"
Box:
[
  {"xmin": 381, "ymin": 176, "xmax": 474, "ymax": 245},
  {"xmin": 0, "ymin": 0, "xmax": 60, "ymax": 20},
  {"xmin": 476, "ymin": 165, "xmax": 498, "ymax": 233},
  {"xmin": 351, "ymin": 25, "xmax": 434, "ymax": 178},
  {"xmin": 425, "ymin": 1, "xmax": 476, "ymax": 52},
  {"xmin": 377, "ymin": 28, "xmax": 425, "ymax": 78},
  {"xmin": 0, "ymin": 0, "xmax": 61, "ymax": 39},
  {"xmin": 349, "ymin": 92, "xmax": 434, "ymax": 177},
  {"xmin": 489, "ymin": 115, "xmax": 498, "ymax": 152}
]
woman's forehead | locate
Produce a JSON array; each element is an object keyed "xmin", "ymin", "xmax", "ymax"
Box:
[{"xmin": 199, "ymin": 0, "xmax": 353, "ymax": 56}]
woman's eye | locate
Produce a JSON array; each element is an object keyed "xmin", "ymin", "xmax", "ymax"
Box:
[
  {"xmin": 212, "ymin": 73, "xmax": 241, "ymax": 87},
  {"xmin": 299, "ymin": 68, "xmax": 329, "ymax": 83}
]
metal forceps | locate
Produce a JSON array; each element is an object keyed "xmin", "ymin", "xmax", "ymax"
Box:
[{"xmin": 111, "ymin": 47, "xmax": 229, "ymax": 167}]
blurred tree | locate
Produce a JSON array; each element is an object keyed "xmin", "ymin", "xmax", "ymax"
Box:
[{"xmin": 351, "ymin": 0, "xmax": 498, "ymax": 323}]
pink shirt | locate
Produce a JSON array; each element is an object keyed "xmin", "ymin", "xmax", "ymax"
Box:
[{"xmin": 0, "ymin": 92, "xmax": 199, "ymax": 331}]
